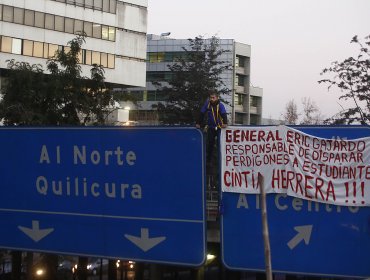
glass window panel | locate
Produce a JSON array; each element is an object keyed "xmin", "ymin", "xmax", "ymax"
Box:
[
  {"xmin": 3, "ymin": 6, "xmax": 13, "ymax": 22},
  {"xmin": 109, "ymin": 0, "xmax": 116, "ymax": 13},
  {"xmin": 101, "ymin": 26, "xmax": 109, "ymax": 40},
  {"xmin": 64, "ymin": 46, "xmax": 71, "ymax": 54},
  {"xmin": 65, "ymin": 18, "xmax": 74, "ymax": 33},
  {"xmin": 85, "ymin": 50, "xmax": 92, "ymax": 65},
  {"xmin": 13, "ymin": 7, "xmax": 24, "ymax": 24},
  {"xmin": 23, "ymin": 40, "xmax": 33, "ymax": 56},
  {"xmin": 94, "ymin": 0, "xmax": 103, "ymax": 10},
  {"xmin": 1, "ymin": 37, "xmax": 12, "ymax": 53},
  {"xmin": 84, "ymin": 21, "xmax": 92, "ymax": 37},
  {"xmin": 12, "ymin": 38, "xmax": 22, "ymax": 54},
  {"xmin": 55, "ymin": 0, "xmax": 66, "ymax": 2},
  {"xmin": 43, "ymin": 43, "xmax": 49, "ymax": 58},
  {"xmin": 92, "ymin": 24, "xmax": 102, "ymax": 39},
  {"xmin": 48, "ymin": 44, "xmax": 58, "ymax": 58},
  {"xmin": 157, "ymin": 52, "xmax": 165, "ymax": 62},
  {"xmin": 55, "ymin": 15, "xmax": 64, "ymax": 32},
  {"xmin": 0, "ymin": 5, "xmax": 3, "ymax": 21},
  {"xmin": 165, "ymin": 52, "xmax": 173, "ymax": 62},
  {"xmin": 103, "ymin": 0, "xmax": 109, "ymax": 12},
  {"xmin": 74, "ymin": 19, "xmax": 83, "ymax": 35},
  {"xmin": 108, "ymin": 26, "xmax": 115, "ymax": 41},
  {"xmin": 92, "ymin": 51, "xmax": 100, "ymax": 65},
  {"xmin": 35, "ymin": 12, "xmax": 44, "ymax": 28},
  {"xmin": 85, "ymin": 0, "xmax": 93, "ymax": 8},
  {"xmin": 45, "ymin": 14, "xmax": 55, "ymax": 30},
  {"xmin": 33, "ymin": 41, "xmax": 43, "ymax": 58},
  {"xmin": 77, "ymin": 50, "xmax": 83, "ymax": 63},
  {"xmin": 24, "ymin": 10, "xmax": 35, "ymax": 26},
  {"xmin": 107, "ymin": 54, "xmax": 114, "ymax": 68},
  {"xmin": 100, "ymin": 53, "xmax": 108, "ymax": 67},
  {"xmin": 66, "ymin": 0, "xmax": 75, "ymax": 4},
  {"xmin": 75, "ymin": 0, "xmax": 84, "ymax": 6}
]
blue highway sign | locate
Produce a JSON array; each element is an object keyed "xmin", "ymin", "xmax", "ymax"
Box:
[
  {"xmin": 0, "ymin": 127, "xmax": 206, "ymax": 266},
  {"xmin": 221, "ymin": 126, "xmax": 370, "ymax": 278}
]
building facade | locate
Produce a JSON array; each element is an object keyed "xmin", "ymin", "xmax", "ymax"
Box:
[
  {"xmin": 122, "ymin": 34, "xmax": 263, "ymax": 125},
  {"xmin": 0, "ymin": 0, "xmax": 147, "ymax": 88}
]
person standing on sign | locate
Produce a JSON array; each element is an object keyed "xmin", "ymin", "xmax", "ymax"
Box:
[{"xmin": 196, "ymin": 91, "xmax": 228, "ymax": 187}]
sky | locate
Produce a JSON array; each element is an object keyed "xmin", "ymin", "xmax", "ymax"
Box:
[{"xmin": 147, "ymin": 0, "xmax": 370, "ymax": 120}]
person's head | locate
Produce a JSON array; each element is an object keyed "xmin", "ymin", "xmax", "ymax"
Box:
[{"xmin": 208, "ymin": 91, "xmax": 219, "ymax": 105}]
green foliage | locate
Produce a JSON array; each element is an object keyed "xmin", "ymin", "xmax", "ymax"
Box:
[
  {"xmin": 319, "ymin": 35, "xmax": 370, "ymax": 124},
  {"xmin": 153, "ymin": 36, "xmax": 231, "ymax": 125},
  {"xmin": 0, "ymin": 34, "xmax": 114, "ymax": 126}
]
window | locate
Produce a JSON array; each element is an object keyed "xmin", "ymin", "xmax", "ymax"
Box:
[
  {"xmin": 93, "ymin": 24, "xmax": 102, "ymax": 39},
  {"xmin": 92, "ymin": 51, "xmax": 100, "ymax": 65},
  {"xmin": 107, "ymin": 54, "xmax": 114, "ymax": 68},
  {"xmin": 84, "ymin": 21, "xmax": 92, "ymax": 37},
  {"xmin": 43, "ymin": 43, "xmax": 49, "ymax": 58},
  {"xmin": 94, "ymin": 0, "xmax": 103, "ymax": 10},
  {"xmin": 85, "ymin": 0, "xmax": 93, "ymax": 8},
  {"xmin": 45, "ymin": 14, "xmax": 55, "ymax": 30},
  {"xmin": 157, "ymin": 52, "xmax": 165, "ymax": 62},
  {"xmin": 236, "ymin": 55, "xmax": 245, "ymax": 67},
  {"xmin": 35, "ymin": 12, "xmax": 44, "ymax": 28},
  {"xmin": 103, "ymin": 0, "xmax": 110, "ymax": 12},
  {"xmin": 55, "ymin": 15, "xmax": 64, "ymax": 32},
  {"xmin": 3, "ymin": 6, "xmax": 13, "ymax": 22},
  {"xmin": 75, "ymin": 0, "xmax": 84, "ymax": 6},
  {"xmin": 25, "ymin": 10, "xmax": 35, "ymax": 26},
  {"xmin": 12, "ymin": 38, "xmax": 22, "ymax": 54},
  {"xmin": 1, "ymin": 36, "xmax": 11, "ymax": 53},
  {"xmin": 14, "ymin": 7, "xmax": 24, "ymax": 24},
  {"xmin": 236, "ymin": 74, "xmax": 245, "ymax": 86},
  {"xmin": 101, "ymin": 26, "xmax": 109, "ymax": 40},
  {"xmin": 48, "ymin": 44, "xmax": 58, "ymax": 58},
  {"xmin": 85, "ymin": 50, "xmax": 92, "ymax": 65},
  {"xmin": 33, "ymin": 41, "xmax": 44, "ymax": 57},
  {"xmin": 74, "ymin": 20, "xmax": 83, "ymax": 34},
  {"xmin": 109, "ymin": 0, "xmax": 116, "ymax": 13},
  {"xmin": 101, "ymin": 53, "xmax": 108, "ymax": 67},
  {"xmin": 23, "ymin": 40, "xmax": 33, "ymax": 56},
  {"xmin": 108, "ymin": 27, "xmax": 115, "ymax": 41},
  {"xmin": 0, "ymin": 5, "xmax": 3, "ymax": 21},
  {"xmin": 77, "ymin": 50, "xmax": 83, "ymax": 63},
  {"xmin": 65, "ymin": 18, "xmax": 74, "ymax": 34}
]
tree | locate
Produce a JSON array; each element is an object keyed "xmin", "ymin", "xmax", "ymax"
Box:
[
  {"xmin": 153, "ymin": 36, "xmax": 231, "ymax": 125},
  {"xmin": 319, "ymin": 34, "xmax": 370, "ymax": 124},
  {"xmin": 281, "ymin": 99, "xmax": 299, "ymax": 124},
  {"xmin": 301, "ymin": 97, "xmax": 323, "ymax": 125},
  {"xmin": 0, "ymin": 34, "xmax": 114, "ymax": 280},
  {"xmin": 281, "ymin": 98, "xmax": 323, "ymax": 125},
  {"xmin": 0, "ymin": 34, "xmax": 114, "ymax": 125}
]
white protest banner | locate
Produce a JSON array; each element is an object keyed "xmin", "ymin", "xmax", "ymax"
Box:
[{"xmin": 221, "ymin": 126, "xmax": 370, "ymax": 206}]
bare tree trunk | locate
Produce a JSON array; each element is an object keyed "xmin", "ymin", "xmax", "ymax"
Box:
[{"xmin": 259, "ymin": 173, "xmax": 273, "ymax": 280}]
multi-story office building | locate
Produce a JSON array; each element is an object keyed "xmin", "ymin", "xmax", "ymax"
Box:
[
  {"xmin": 0, "ymin": 0, "xmax": 147, "ymax": 88},
  {"xmin": 122, "ymin": 34, "xmax": 263, "ymax": 125}
]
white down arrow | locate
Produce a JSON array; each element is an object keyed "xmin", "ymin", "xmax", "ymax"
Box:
[
  {"xmin": 125, "ymin": 228, "xmax": 166, "ymax": 252},
  {"xmin": 18, "ymin": 220, "xmax": 54, "ymax": 242}
]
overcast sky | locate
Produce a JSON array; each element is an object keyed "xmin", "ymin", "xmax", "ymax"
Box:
[{"xmin": 147, "ymin": 0, "xmax": 370, "ymax": 120}]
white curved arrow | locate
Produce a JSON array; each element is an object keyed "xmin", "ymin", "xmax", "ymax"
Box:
[
  {"xmin": 18, "ymin": 220, "xmax": 54, "ymax": 242},
  {"xmin": 287, "ymin": 225, "xmax": 313, "ymax": 250},
  {"xmin": 125, "ymin": 228, "xmax": 166, "ymax": 252}
]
